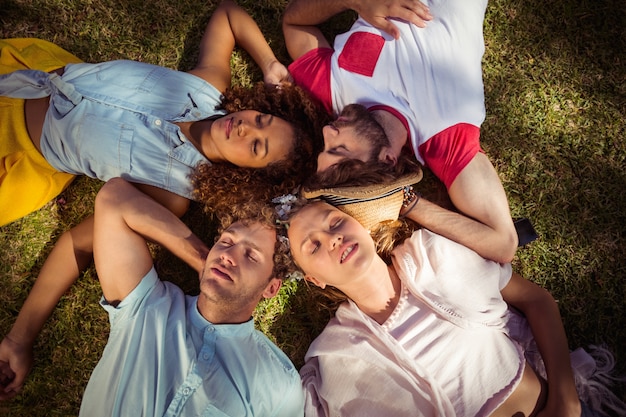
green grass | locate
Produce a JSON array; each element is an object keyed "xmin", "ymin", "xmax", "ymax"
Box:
[{"xmin": 1, "ymin": 0, "xmax": 625, "ymax": 415}]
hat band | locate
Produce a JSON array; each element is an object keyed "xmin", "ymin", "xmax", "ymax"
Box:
[{"xmin": 318, "ymin": 186, "xmax": 403, "ymax": 206}]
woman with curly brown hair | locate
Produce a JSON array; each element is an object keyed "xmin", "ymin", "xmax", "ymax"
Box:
[
  {"xmin": 1, "ymin": 0, "xmax": 326, "ymax": 225},
  {"xmin": 0, "ymin": 0, "xmax": 327, "ymax": 400}
]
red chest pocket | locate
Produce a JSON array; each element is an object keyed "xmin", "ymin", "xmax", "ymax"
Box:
[{"xmin": 338, "ymin": 32, "xmax": 385, "ymax": 77}]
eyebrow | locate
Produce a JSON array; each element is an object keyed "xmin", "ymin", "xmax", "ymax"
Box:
[
  {"xmin": 299, "ymin": 209, "xmax": 334, "ymax": 252},
  {"xmin": 222, "ymin": 228, "xmax": 263, "ymax": 253},
  {"xmin": 327, "ymin": 145, "xmax": 348, "ymax": 155}
]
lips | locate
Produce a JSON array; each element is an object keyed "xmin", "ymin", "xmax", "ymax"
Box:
[
  {"xmin": 225, "ymin": 117, "xmax": 233, "ymax": 139},
  {"xmin": 210, "ymin": 265, "xmax": 233, "ymax": 281},
  {"xmin": 340, "ymin": 243, "xmax": 357, "ymax": 264}
]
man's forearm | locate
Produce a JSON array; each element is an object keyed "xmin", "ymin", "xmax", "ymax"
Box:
[
  {"xmin": 105, "ymin": 179, "xmax": 209, "ymax": 274},
  {"xmin": 406, "ymin": 197, "xmax": 514, "ymax": 263},
  {"xmin": 123, "ymin": 195, "xmax": 208, "ymax": 274},
  {"xmin": 284, "ymin": 0, "xmax": 355, "ymax": 26}
]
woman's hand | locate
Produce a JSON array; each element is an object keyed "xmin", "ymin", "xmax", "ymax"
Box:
[
  {"xmin": 263, "ymin": 60, "xmax": 293, "ymax": 86},
  {"xmin": 0, "ymin": 335, "xmax": 34, "ymax": 400}
]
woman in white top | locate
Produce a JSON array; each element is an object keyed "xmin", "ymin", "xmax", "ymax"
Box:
[{"xmin": 285, "ymin": 195, "xmax": 622, "ymax": 417}]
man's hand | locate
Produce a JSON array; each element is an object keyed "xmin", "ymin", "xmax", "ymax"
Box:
[
  {"xmin": 0, "ymin": 336, "xmax": 33, "ymax": 400},
  {"xmin": 353, "ymin": 0, "xmax": 433, "ymax": 39}
]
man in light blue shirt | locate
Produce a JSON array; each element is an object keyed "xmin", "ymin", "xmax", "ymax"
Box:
[{"xmin": 79, "ymin": 177, "xmax": 304, "ymax": 417}]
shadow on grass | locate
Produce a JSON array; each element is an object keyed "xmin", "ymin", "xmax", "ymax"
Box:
[
  {"xmin": 484, "ymin": 0, "xmax": 626, "ymax": 401},
  {"xmin": 269, "ymin": 282, "xmax": 342, "ymax": 369}
]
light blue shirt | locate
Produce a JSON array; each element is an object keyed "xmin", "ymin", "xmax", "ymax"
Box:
[
  {"xmin": 0, "ymin": 60, "xmax": 226, "ymax": 199},
  {"xmin": 79, "ymin": 267, "xmax": 304, "ymax": 417}
]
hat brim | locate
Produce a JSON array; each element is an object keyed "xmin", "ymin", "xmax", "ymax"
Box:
[
  {"xmin": 301, "ymin": 170, "xmax": 423, "ymax": 230},
  {"xmin": 302, "ymin": 170, "xmax": 423, "ymax": 201}
]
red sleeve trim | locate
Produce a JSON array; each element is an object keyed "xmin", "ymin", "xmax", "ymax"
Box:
[
  {"xmin": 288, "ymin": 47, "xmax": 334, "ymax": 114},
  {"xmin": 418, "ymin": 124, "xmax": 483, "ymax": 189}
]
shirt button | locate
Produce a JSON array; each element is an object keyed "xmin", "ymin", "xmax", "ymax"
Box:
[
  {"xmin": 182, "ymin": 387, "xmax": 191, "ymax": 396},
  {"xmin": 203, "ymin": 353, "xmax": 210, "ymax": 360},
  {"xmin": 154, "ymin": 119, "xmax": 162, "ymax": 126}
]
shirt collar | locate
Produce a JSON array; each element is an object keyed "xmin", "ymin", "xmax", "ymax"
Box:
[{"xmin": 188, "ymin": 297, "xmax": 255, "ymax": 337}]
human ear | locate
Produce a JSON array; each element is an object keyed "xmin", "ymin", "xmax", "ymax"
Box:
[
  {"xmin": 262, "ymin": 278, "xmax": 282, "ymax": 299},
  {"xmin": 305, "ymin": 275, "xmax": 326, "ymax": 289},
  {"xmin": 379, "ymin": 147, "xmax": 398, "ymax": 166}
]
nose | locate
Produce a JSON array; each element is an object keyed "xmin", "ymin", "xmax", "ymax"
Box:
[
  {"xmin": 322, "ymin": 124, "xmax": 337, "ymax": 142},
  {"xmin": 316, "ymin": 152, "xmax": 333, "ymax": 173},
  {"xmin": 237, "ymin": 119, "xmax": 260, "ymax": 138},
  {"xmin": 219, "ymin": 249, "xmax": 237, "ymax": 266},
  {"xmin": 236, "ymin": 120, "xmax": 246, "ymax": 137},
  {"xmin": 325, "ymin": 232, "xmax": 342, "ymax": 250},
  {"xmin": 320, "ymin": 125, "xmax": 339, "ymax": 154}
]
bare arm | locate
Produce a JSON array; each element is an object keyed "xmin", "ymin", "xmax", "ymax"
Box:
[
  {"xmin": 282, "ymin": 0, "xmax": 338, "ymax": 60},
  {"xmin": 133, "ymin": 183, "xmax": 190, "ymax": 218},
  {"xmin": 94, "ymin": 178, "xmax": 208, "ymax": 305},
  {"xmin": 189, "ymin": 0, "xmax": 289, "ymax": 89},
  {"xmin": 501, "ymin": 272, "xmax": 581, "ymax": 417},
  {"xmin": 0, "ymin": 184, "xmax": 190, "ymax": 399},
  {"xmin": 405, "ymin": 154, "xmax": 519, "ymax": 263},
  {"xmin": 283, "ymin": 0, "xmax": 431, "ymax": 59},
  {"xmin": 0, "ymin": 217, "xmax": 93, "ymax": 400}
]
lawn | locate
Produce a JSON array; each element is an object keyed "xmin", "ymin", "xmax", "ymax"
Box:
[{"xmin": 1, "ymin": 0, "xmax": 625, "ymax": 415}]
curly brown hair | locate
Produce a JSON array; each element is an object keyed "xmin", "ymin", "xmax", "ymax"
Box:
[
  {"xmin": 192, "ymin": 161, "xmax": 302, "ymax": 218},
  {"xmin": 192, "ymin": 82, "xmax": 330, "ymax": 213}
]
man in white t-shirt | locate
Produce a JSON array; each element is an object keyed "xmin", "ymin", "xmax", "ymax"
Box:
[{"xmin": 283, "ymin": 0, "xmax": 520, "ymax": 263}]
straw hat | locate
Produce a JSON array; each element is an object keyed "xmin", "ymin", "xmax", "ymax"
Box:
[{"xmin": 302, "ymin": 170, "xmax": 423, "ymax": 230}]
